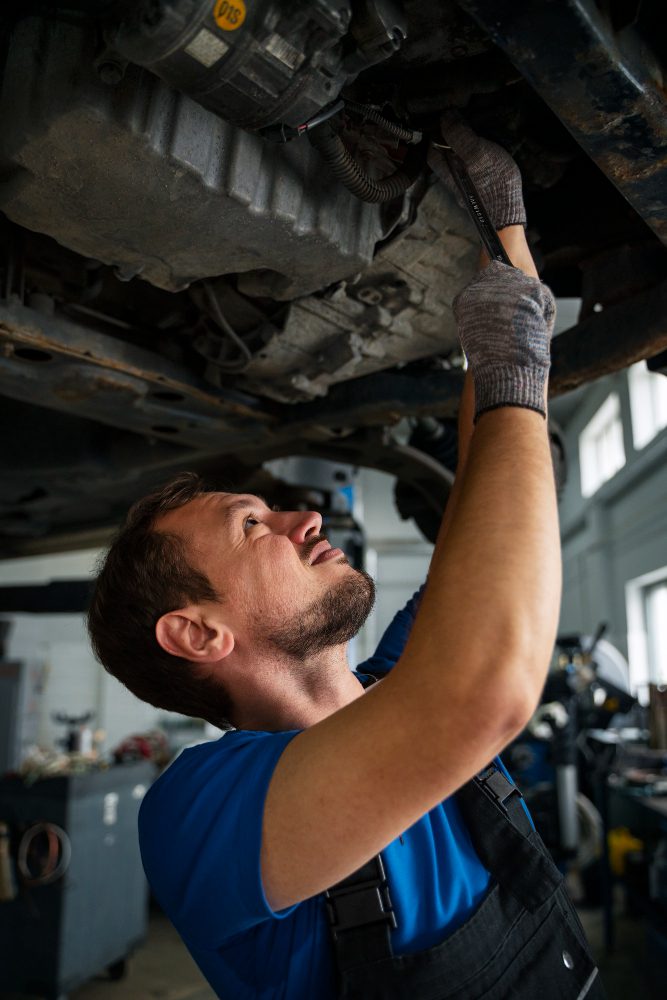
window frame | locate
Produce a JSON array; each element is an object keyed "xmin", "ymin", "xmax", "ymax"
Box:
[
  {"xmin": 626, "ymin": 567, "xmax": 667, "ymax": 704},
  {"xmin": 578, "ymin": 392, "xmax": 626, "ymax": 498},
  {"xmin": 627, "ymin": 360, "xmax": 667, "ymax": 450}
]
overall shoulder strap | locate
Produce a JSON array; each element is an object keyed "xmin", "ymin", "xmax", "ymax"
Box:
[
  {"xmin": 456, "ymin": 764, "xmax": 563, "ymax": 913},
  {"xmin": 325, "ymin": 762, "xmax": 563, "ymax": 977},
  {"xmin": 325, "ymin": 853, "xmax": 396, "ymax": 969}
]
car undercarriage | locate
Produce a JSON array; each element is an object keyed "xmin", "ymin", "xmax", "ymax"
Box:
[{"xmin": 1, "ymin": 0, "xmax": 666, "ymax": 553}]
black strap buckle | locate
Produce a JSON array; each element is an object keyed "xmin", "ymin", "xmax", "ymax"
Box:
[
  {"xmin": 325, "ymin": 855, "xmax": 397, "ymax": 940},
  {"xmin": 476, "ymin": 764, "xmax": 524, "ymax": 814}
]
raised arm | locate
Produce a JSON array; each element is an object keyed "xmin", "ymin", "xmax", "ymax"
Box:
[
  {"xmin": 366, "ymin": 128, "xmax": 541, "ymax": 673},
  {"xmin": 260, "ymin": 135, "xmax": 561, "ymax": 912}
]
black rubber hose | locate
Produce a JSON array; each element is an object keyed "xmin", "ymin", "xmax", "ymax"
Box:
[
  {"xmin": 308, "ymin": 124, "xmax": 418, "ymax": 204},
  {"xmin": 343, "ymin": 100, "xmax": 422, "ymax": 144}
]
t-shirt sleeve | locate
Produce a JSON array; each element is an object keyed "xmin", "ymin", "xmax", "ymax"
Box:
[
  {"xmin": 357, "ymin": 584, "xmax": 425, "ymax": 676},
  {"xmin": 138, "ymin": 729, "xmax": 300, "ymax": 949}
]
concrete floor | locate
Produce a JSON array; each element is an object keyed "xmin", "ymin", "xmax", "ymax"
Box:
[
  {"xmin": 70, "ymin": 911, "xmax": 215, "ymax": 1000},
  {"xmin": 2, "ymin": 897, "xmax": 662, "ymax": 999},
  {"xmin": 577, "ymin": 899, "xmax": 659, "ymax": 1000}
]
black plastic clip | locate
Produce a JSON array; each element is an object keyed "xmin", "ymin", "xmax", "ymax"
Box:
[
  {"xmin": 474, "ymin": 764, "xmax": 533, "ymax": 838},
  {"xmin": 325, "ymin": 855, "xmax": 397, "ymax": 940}
]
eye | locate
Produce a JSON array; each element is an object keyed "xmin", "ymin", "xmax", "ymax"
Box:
[{"xmin": 244, "ymin": 515, "xmax": 260, "ymax": 530}]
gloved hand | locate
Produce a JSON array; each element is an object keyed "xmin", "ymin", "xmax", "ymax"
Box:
[
  {"xmin": 454, "ymin": 261, "xmax": 556, "ymax": 420},
  {"xmin": 428, "ymin": 113, "xmax": 526, "ymax": 231}
]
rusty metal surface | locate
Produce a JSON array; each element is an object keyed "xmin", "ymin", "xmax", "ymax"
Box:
[
  {"xmin": 550, "ymin": 277, "xmax": 667, "ymax": 396},
  {"xmin": 3, "ymin": 276, "xmax": 667, "ymax": 455},
  {"xmin": 0, "ymin": 297, "xmax": 466, "ymax": 451},
  {"xmin": 0, "ymin": 295, "xmax": 466, "ymax": 550},
  {"xmin": 0, "ymin": 299, "xmax": 277, "ymax": 453},
  {"xmin": 3, "ymin": 268, "xmax": 667, "ymax": 549},
  {"xmin": 458, "ymin": 0, "xmax": 667, "ymax": 246},
  {"xmin": 288, "ymin": 368, "xmax": 464, "ymax": 433}
]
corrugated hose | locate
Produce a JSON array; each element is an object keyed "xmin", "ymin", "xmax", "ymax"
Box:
[{"xmin": 308, "ymin": 122, "xmax": 421, "ymax": 204}]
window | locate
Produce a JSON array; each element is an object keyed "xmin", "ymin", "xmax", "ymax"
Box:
[
  {"xmin": 578, "ymin": 393, "xmax": 626, "ymax": 498},
  {"xmin": 626, "ymin": 569, "xmax": 667, "ymax": 703},
  {"xmin": 645, "ymin": 581, "xmax": 667, "ymax": 687},
  {"xmin": 628, "ymin": 361, "xmax": 667, "ymax": 449}
]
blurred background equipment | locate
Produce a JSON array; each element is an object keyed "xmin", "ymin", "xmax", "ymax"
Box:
[
  {"xmin": 0, "ymin": 621, "xmax": 47, "ymax": 777},
  {"xmin": 648, "ymin": 685, "xmax": 667, "ymax": 750},
  {"xmin": 0, "ymin": 760, "xmax": 153, "ymax": 997},
  {"xmin": 506, "ymin": 626, "xmax": 636, "ymax": 882},
  {"xmin": 52, "ymin": 710, "xmax": 95, "ymax": 755}
]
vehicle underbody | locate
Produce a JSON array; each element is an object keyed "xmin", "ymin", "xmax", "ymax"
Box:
[{"xmin": 1, "ymin": 0, "xmax": 666, "ymax": 553}]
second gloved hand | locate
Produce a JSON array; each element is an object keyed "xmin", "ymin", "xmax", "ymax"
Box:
[{"xmin": 454, "ymin": 261, "xmax": 556, "ymax": 421}]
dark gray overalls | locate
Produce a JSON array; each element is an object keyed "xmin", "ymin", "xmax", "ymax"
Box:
[{"xmin": 325, "ymin": 764, "xmax": 606, "ymax": 1000}]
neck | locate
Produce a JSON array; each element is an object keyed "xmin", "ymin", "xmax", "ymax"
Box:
[{"xmin": 227, "ymin": 643, "xmax": 366, "ymax": 731}]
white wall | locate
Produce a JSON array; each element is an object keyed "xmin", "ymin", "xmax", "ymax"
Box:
[
  {"xmin": 0, "ymin": 548, "xmax": 166, "ymax": 754},
  {"xmin": 557, "ymin": 368, "xmax": 667, "ymax": 695},
  {"xmin": 355, "ymin": 468, "xmax": 432, "ymax": 664}
]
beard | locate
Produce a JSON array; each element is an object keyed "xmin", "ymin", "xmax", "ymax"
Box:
[{"xmin": 264, "ymin": 565, "xmax": 376, "ymax": 660}]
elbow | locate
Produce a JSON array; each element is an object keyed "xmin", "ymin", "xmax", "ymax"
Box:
[
  {"xmin": 466, "ymin": 691, "xmax": 535, "ymax": 761},
  {"xmin": 488, "ymin": 635, "xmax": 552, "ymax": 735},
  {"xmin": 497, "ymin": 691, "xmax": 537, "ymax": 744},
  {"xmin": 504, "ymin": 659, "xmax": 548, "ymax": 736},
  {"xmin": 466, "ymin": 662, "xmax": 543, "ymax": 751}
]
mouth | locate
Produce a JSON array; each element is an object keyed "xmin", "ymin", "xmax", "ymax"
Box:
[{"xmin": 309, "ymin": 539, "xmax": 345, "ymax": 566}]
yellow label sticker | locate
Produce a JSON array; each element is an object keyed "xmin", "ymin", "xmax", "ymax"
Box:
[{"xmin": 213, "ymin": 0, "xmax": 246, "ymax": 31}]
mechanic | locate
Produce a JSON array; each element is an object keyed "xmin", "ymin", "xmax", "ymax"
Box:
[{"xmin": 87, "ymin": 122, "xmax": 605, "ymax": 1000}]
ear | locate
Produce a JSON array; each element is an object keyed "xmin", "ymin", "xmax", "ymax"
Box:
[{"xmin": 155, "ymin": 606, "xmax": 235, "ymax": 663}]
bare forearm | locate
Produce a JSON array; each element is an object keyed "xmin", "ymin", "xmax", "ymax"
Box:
[
  {"xmin": 435, "ymin": 370, "xmax": 474, "ymax": 544},
  {"xmin": 397, "ymin": 405, "xmax": 561, "ymax": 733},
  {"xmin": 484, "ymin": 225, "xmax": 539, "ymax": 278}
]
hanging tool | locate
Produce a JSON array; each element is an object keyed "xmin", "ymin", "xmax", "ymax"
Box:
[
  {"xmin": 432, "ymin": 140, "xmax": 514, "ymax": 267},
  {"xmin": 0, "ymin": 821, "xmax": 17, "ymax": 901}
]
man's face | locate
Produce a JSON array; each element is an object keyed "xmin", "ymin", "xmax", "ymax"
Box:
[{"xmin": 156, "ymin": 492, "xmax": 375, "ymax": 659}]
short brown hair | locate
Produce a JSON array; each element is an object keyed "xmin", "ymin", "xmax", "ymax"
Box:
[{"xmin": 87, "ymin": 472, "xmax": 234, "ymax": 727}]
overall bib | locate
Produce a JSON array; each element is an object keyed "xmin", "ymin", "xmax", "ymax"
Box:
[{"xmin": 325, "ymin": 765, "xmax": 606, "ymax": 1000}]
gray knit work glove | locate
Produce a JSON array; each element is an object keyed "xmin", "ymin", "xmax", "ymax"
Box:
[
  {"xmin": 428, "ymin": 114, "xmax": 526, "ymax": 230},
  {"xmin": 454, "ymin": 261, "xmax": 556, "ymax": 420}
]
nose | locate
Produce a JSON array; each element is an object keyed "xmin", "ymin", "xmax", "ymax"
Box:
[{"xmin": 281, "ymin": 509, "xmax": 322, "ymax": 545}]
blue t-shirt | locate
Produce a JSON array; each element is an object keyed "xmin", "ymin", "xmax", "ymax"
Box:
[{"xmin": 139, "ymin": 590, "xmax": 493, "ymax": 999}]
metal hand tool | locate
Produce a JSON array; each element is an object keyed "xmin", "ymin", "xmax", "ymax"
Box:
[{"xmin": 432, "ymin": 140, "xmax": 514, "ymax": 267}]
